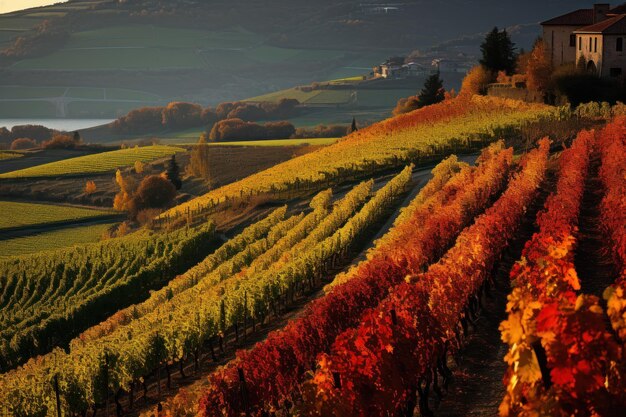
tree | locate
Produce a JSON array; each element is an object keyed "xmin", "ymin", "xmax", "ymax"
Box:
[
  {"xmin": 417, "ymin": 71, "xmax": 445, "ymax": 107},
  {"xmin": 525, "ymin": 40, "xmax": 552, "ymax": 92},
  {"xmin": 73, "ymin": 131, "xmax": 81, "ymax": 143},
  {"xmin": 129, "ymin": 175, "xmax": 177, "ymax": 219},
  {"xmin": 189, "ymin": 134, "xmax": 212, "ymax": 184},
  {"xmin": 349, "ymin": 117, "xmax": 358, "ymax": 133},
  {"xmin": 480, "ymin": 27, "xmax": 517, "ymax": 74},
  {"xmin": 162, "ymin": 102, "xmax": 203, "ymax": 129},
  {"xmin": 10, "ymin": 137, "xmax": 36, "ymax": 150},
  {"xmin": 113, "ymin": 170, "xmax": 136, "ymax": 211},
  {"xmin": 460, "ymin": 65, "xmax": 493, "ymax": 96},
  {"xmin": 166, "ymin": 155, "xmax": 182, "ymax": 190}
]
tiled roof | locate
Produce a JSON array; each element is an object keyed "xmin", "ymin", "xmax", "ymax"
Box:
[
  {"xmin": 610, "ymin": 3, "xmax": 626, "ymax": 14},
  {"xmin": 574, "ymin": 14, "xmax": 626, "ymax": 34},
  {"xmin": 541, "ymin": 9, "xmax": 594, "ymax": 26}
]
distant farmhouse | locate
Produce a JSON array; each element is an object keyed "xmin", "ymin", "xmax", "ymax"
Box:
[
  {"xmin": 373, "ymin": 57, "xmax": 423, "ymax": 79},
  {"xmin": 373, "ymin": 56, "xmax": 470, "ymax": 79},
  {"xmin": 542, "ymin": 3, "xmax": 626, "ymax": 78}
]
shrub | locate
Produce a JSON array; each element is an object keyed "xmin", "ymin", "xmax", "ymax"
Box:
[
  {"xmin": 42, "ymin": 133, "xmax": 82, "ymax": 149},
  {"xmin": 392, "ymin": 96, "xmax": 420, "ymax": 115},
  {"xmin": 84, "ymin": 180, "xmax": 97, "ymax": 194},
  {"xmin": 129, "ymin": 175, "xmax": 177, "ymax": 217},
  {"xmin": 10, "ymin": 138, "xmax": 36, "ymax": 150},
  {"xmin": 553, "ymin": 73, "xmax": 623, "ymax": 106},
  {"xmin": 134, "ymin": 160, "xmax": 145, "ymax": 174}
]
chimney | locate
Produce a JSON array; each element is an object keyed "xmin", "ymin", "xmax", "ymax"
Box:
[{"xmin": 594, "ymin": 3, "xmax": 610, "ymax": 23}]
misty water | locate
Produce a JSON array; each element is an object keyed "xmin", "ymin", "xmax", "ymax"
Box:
[{"xmin": 0, "ymin": 119, "xmax": 113, "ymax": 131}]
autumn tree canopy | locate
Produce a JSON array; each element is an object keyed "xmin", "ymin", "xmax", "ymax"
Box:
[{"xmin": 524, "ymin": 40, "xmax": 552, "ymax": 92}]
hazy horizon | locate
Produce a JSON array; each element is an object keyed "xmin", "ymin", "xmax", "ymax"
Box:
[{"xmin": 0, "ymin": 0, "xmax": 67, "ymax": 14}]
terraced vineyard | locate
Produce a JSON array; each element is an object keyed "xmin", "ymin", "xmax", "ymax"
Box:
[
  {"xmin": 0, "ymin": 222, "xmax": 118, "ymax": 258},
  {"xmin": 161, "ymin": 96, "xmax": 559, "ymax": 222},
  {"xmin": 0, "ymin": 145, "xmax": 184, "ymax": 178},
  {"xmin": 0, "ymin": 201, "xmax": 115, "ymax": 231},
  {"xmin": 0, "ymin": 223, "xmax": 216, "ymax": 370},
  {"xmin": 0, "ymin": 151, "xmax": 24, "ymax": 160},
  {"xmin": 1, "ymin": 96, "xmax": 624, "ymax": 417}
]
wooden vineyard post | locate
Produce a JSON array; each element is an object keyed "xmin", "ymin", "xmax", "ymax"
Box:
[
  {"xmin": 238, "ymin": 367, "xmax": 250, "ymax": 416},
  {"xmin": 53, "ymin": 374, "xmax": 61, "ymax": 417}
]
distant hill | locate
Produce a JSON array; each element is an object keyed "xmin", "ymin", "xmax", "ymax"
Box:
[{"xmin": 0, "ymin": 0, "xmax": 595, "ymax": 118}]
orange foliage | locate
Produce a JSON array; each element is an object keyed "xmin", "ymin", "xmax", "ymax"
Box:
[
  {"xmin": 84, "ymin": 180, "xmax": 97, "ymax": 194},
  {"xmin": 460, "ymin": 65, "xmax": 493, "ymax": 96},
  {"xmin": 525, "ymin": 40, "xmax": 552, "ymax": 92}
]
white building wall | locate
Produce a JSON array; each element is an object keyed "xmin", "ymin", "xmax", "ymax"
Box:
[
  {"xmin": 543, "ymin": 25, "xmax": 578, "ymax": 67},
  {"xmin": 576, "ymin": 34, "xmax": 604, "ymax": 75}
]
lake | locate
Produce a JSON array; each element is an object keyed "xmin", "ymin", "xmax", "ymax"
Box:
[{"xmin": 0, "ymin": 119, "xmax": 113, "ymax": 131}]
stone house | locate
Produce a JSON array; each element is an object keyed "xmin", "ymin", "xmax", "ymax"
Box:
[
  {"xmin": 574, "ymin": 14, "xmax": 626, "ymax": 77},
  {"xmin": 542, "ymin": 3, "xmax": 626, "ymax": 78}
]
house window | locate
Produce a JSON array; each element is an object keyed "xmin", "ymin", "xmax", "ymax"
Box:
[
  {"xmin": 594, "ymin": 37, "xmax": 598, "ymax": 52},
  {"xmin": 589, "ymin": 37, "xmax": 592, "ymax": 52},
  {"xmin": 579, "ymin": 37, "xmax": 582, "ymax": 50},
  {"xmin": 610, "ymin": 67, "xmax": 622, "ymax": 77},
  {"xmin": 570, "ymin": 34, "xmax": 576, "ymax": 47},
  {"xmin": 618, "ymin": 37, "xmax": 623, "ymax": 52}
]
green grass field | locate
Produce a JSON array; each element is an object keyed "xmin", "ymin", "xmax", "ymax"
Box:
[
  {"xmin": 0, "ymin": 145, "xmax": 184, "ymax": 178},
  {"xmin": 0, "ymin": 201, "xmax": 115, "ymax": 231},
  {"xmin": 0, "ymin": 222, "xmax": 117, "ymax": 258}
]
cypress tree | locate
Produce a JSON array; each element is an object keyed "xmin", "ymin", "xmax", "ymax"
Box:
[
  {"xmin": 349, "ymin": 117, "xmax": 358, "ymax": 133},
  {"xmin": 417, "ymin": 71, "xmax": 445, "ymax": 108},
  {"xmin": 166, "ymin": 155, "xmax": 182, "ymax": 190}
]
